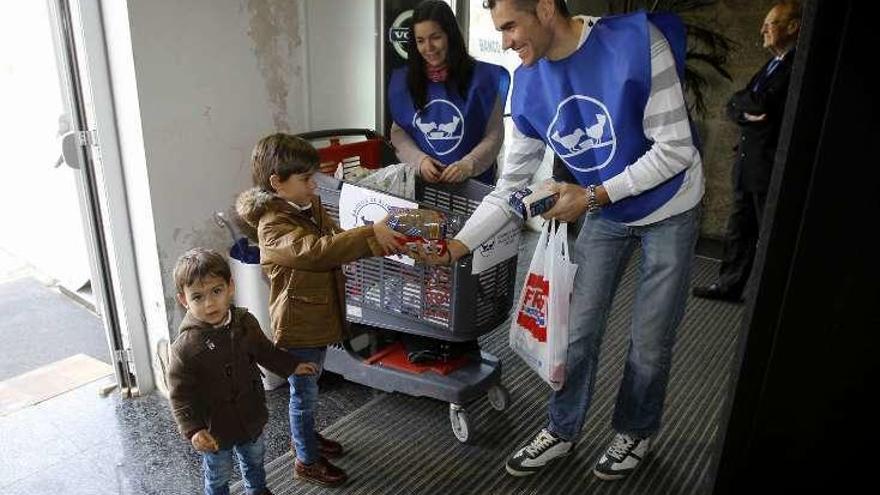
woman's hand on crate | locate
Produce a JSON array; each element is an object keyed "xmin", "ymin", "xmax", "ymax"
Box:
[
  {"xmin": 439, "ymin": 159, "xmax": 473, "ymax": 183},
  {"xmin": 419, "ymin": 156, "xmax": 445, "ymax": 183},
  {"xmin": 411, "ymin": 239, "xmax": 469, "ymax": 265},
  {"xmin": 373, "ymin": 217, "xmax": 407, "ymax": 255}
]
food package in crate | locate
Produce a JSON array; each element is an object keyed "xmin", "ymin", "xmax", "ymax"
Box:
[
  {"xmin": 508, "ymin": 179, "xmax": 559, "ymax": 220},
  {"xmin": 386, "ymin": 207, "xmax": 465, "ymax": 256}
]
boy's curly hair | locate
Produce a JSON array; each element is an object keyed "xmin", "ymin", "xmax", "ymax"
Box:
[
  {"xmin": 251, "ymin": 133, "xmax": 320, "ymax": 192},
  {"xmin": 173, "ymin": 248, "xmax": 231, "ymax": 294}
]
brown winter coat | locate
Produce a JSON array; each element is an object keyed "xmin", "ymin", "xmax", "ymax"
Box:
[
  {"xmin": 167, "ymin": 306, "xmax": 301, "ymax": 448},
  {"xmin": 236, "ymin": 187, "xmax": 382, "ymax": 348}
]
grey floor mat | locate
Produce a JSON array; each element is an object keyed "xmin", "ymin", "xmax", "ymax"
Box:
[{"xmin": 237, "ymin": 236, "xmax": 742, "ymax": 495}]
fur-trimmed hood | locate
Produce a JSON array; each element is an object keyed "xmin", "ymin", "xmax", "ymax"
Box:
[
  {"xmin": 235, "ymin": 187, "xmax": 278, "ymax": 228},
  {"xmin": 234, "ymin": 186, "xmax": 383, "ymax": 349}
]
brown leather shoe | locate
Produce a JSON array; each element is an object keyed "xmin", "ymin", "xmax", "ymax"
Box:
[
  {"xmin": 316, "ymin": 433, "xmax": 345, "ymax": 458},
  {"xmin": 290, "ymin": 434, "xmax": 345, "ymax": 459},
  {"xmin": 294, "ymin": 457, "xmax": 348, "ymax": 487}
]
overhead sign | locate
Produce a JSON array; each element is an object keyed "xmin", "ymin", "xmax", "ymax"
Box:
[{"xmin": 389, "ymin": 9, "xmax": 413, "ymax": 59}]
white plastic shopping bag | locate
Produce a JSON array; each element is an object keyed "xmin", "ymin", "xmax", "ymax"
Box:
[
  {"xmin": 352, "ymin": 162, "xmax": 416, "ymax": 199},
  {"xmin": 509, "ymin": 219, "xmax": 578, "ymax": 390}
]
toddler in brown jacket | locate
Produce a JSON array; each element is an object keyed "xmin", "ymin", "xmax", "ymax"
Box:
[
  {"xmin": 236, "ymin": 133, "xmax": 404, "ymax": 487},
  {"xmin": 167, "ymin": 248, "xmax": 317, "ymax": 495}
]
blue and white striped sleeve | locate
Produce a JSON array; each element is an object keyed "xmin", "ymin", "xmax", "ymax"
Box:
[
  {"xmin": 454, "ymin": 124, "xmax": 546, "ymax": 250},
  {"xmin": 602, "ymin": 24, "xmax": 700, "ymax": 203}
]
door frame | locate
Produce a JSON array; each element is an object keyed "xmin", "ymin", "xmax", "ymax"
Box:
[{"xmin": 48, "ymin": 0, "xmax": 153, "ymax": 396}]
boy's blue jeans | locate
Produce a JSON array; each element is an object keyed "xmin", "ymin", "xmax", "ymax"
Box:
[
  {"xmin": 286, "ymin": 346, "xmax": 327, "ymax": 464},
  {"xmin": 201, "ymin": 433, "xmax": 266, "ymax": 495},
  {"xmin": 548, "ymin": 206, "xmax": 700, "ymax": 441}
]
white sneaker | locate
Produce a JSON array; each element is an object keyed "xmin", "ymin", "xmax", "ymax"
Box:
[
  {"xmin": 505, "ymin": 428, "xmax": 574, "ymax": 477},
  {"xmin": 593, "ymin": 433, "xmax": 650, "ymax": 480}
]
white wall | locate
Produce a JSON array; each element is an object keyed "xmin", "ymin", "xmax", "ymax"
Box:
[
  {"xmin": 101, "ymin": 0, "xmax": 316, "ymax": 392},
  {"xmin": 99, "ymin": 0, "xmax": 381, "ymax": 393},
  {"xmin": 305, "ymin": 0, "xmax": 377, "ymax": 130}
]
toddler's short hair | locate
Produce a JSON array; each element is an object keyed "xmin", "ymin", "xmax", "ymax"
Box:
[
  {"xmin": 251, "ymin": 133, "xmax": 320, "ymax": 192},
  {"xmin": 173, "ymin": 248, "xmax": 231, "ymax": 294}
]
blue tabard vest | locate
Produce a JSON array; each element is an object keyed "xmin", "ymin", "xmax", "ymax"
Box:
[
  {"xmin": 511, "ymin": 12, "xmax": 689, "ymax": 223},
  {"xmin": 389, "ymin": 61, "xmax": 510, "ymax": 185}
]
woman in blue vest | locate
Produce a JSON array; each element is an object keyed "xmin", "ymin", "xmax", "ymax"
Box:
[{"xmin": 389, "ymin": 0, "xmax": 509, "ymax": 185}]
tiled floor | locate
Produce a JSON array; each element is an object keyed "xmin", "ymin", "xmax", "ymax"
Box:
[
  {"xmin": 0, "ymin": 238, "xmax": 729, "ymax": 494},
  {"xmin": 0, "ymin": 371, "xmax": 377, "ymax": 494},
  {"xmin": 0, "ymin": 247, "xmax": 378, "ymax": 494}
]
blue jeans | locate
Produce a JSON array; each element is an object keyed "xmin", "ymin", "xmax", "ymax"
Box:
[
  {"xmin": 201, "ymin": 433, "xmax": 266, "ymax": 495},
  {"xmin": 286, "ymin": 346, "xmax": 326, "ymax": 464},
  {"xmin": 548, "ymin": 206, "xmax": 700, "ymax": 440}
]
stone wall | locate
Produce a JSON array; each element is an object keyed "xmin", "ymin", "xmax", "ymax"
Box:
[{"xmin": 687, "ymin": 0, "xmax": 778, "ymax": 238}]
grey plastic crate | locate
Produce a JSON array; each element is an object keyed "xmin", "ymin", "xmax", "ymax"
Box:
[{"xmin": 316, "ymin": 175, "xmax": 517, "ymax": 342}]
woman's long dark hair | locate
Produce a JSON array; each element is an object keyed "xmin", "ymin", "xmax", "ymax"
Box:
[{"xmin": 406, "ymin": 0, "xmax": 475, "ymax": 110}]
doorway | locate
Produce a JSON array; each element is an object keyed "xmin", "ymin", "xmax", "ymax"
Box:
[
  {"xmin": 0, "ymin": 0, "xmax": 92, "ymax": 304},
  {"xmin": 0, "ymin": 0, "xmax": 136, "ymax": 415}
]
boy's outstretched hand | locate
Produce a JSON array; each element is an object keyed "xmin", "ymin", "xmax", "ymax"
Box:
[
  {"xmin": 192, "ymin": 429, "xmax": 220, "ymax": 452},
  {"xmin": 373, "ymin": 217, "xmax": 407, "ymax": 255},
  {"xmin": 294, "ymin": 362, "xmax": 318, "ymax": 375}
]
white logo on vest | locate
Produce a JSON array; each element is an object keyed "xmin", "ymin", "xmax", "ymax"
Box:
[
  {"xmin": 546, "ymin": 95, "xmax": 616, "ymax": 172},
  {"xmin": 412, "ymin": 99, "xmax": 465, "ymax": 156}
]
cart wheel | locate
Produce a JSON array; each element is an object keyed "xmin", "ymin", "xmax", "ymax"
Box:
[
  {"xmin": 487, "ymin": 385, "xmax": 510, "ymax": 411},
  {"xmin": 449, "ymin": 404, "xmax": 471, "ymax": 443}
]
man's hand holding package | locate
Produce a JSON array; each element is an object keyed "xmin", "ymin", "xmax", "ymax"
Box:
[{"xmin": 543, "ymin": 182, "xmax": 609, "ymax": 222}]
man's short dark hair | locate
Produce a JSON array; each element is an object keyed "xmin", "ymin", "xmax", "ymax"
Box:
[
  {"xmin": 173, "ymin": 248, "xmax": 231, "ymax": 294},
  {"xmin": 483, "ymin": 0, "xmax": 570, "ymax": 18}
]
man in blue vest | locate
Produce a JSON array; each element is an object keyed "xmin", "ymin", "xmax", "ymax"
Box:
[
  {"xmin": 692, "ymin": 1, "xmax": 800, "ymax": 303},
  {"xmin": 417, "ymin": 0, "xmax": 704, "ymax": 481}
]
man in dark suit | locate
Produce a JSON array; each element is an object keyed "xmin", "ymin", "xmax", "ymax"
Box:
[{"xmin": 693, "ymin": 0, "xmax": 801, "ymax": 302}]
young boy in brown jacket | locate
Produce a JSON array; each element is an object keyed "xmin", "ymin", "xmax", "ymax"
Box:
[
  {"xmin": 236, "ymin": 133, "xmax": 404, "ymax": 487},
  {"xmin": 167, "ymin": 248, "xmax": 317, "ymax": 495}
]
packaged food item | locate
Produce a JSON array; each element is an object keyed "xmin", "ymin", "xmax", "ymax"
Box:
[
  {"xmin": 386, "ymin": 207, "xmax": 464, "ymax": 255},
  {"xmin": 508, "ymin": 180, "xmax": 559, "ymax": 220}
]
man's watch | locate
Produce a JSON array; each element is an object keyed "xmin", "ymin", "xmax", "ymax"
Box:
[{"xmin": 585, "ymin": 184, "xmax": 601, "ymax": 213}]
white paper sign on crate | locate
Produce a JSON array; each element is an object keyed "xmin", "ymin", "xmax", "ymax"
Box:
[
  {"xmin": 472, "ymin": 221, "xmax": 520, "ymax": 275},
  {"xmin": 339, "ymin": 183, "xmax": 418, "ymax": 266}
]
